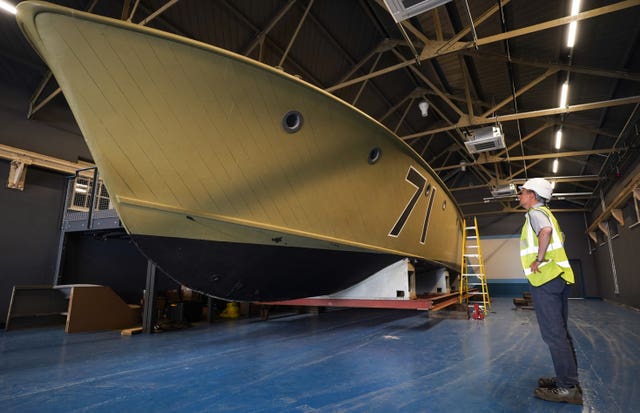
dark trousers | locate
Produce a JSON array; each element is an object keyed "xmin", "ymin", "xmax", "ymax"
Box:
[{"xmin": 530, "ymin": 276, "xmax": 579, "ymax": 387}]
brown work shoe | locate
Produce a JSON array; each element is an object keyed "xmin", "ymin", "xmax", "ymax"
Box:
[
  {"xmin": 534, "ymin": 385, "xmax": 583, "ymax": 405},
  {"xmin": 537, "ymin": 377, "xmax": 558, "ymax": 388},
  {"xmin": 538, "ymin": 377, "xmax": 583, "ymax": 392}
]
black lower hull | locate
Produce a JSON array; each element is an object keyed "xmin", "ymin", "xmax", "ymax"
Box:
[{"xmin": 131, "ymin": 235, "xmax": 402, "ymax": 301}]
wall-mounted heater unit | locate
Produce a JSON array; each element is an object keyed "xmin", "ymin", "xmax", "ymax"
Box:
[
  {"xmin": 383, "ymin": 0, "xmax": 453, "ymax": 23},
  {"xmin": 464, "ymin": 125, "xmax": 506, "ymax": 154}
]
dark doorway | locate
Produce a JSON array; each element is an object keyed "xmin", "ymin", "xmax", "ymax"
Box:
[{"xmin": 569, "ymin": 259, "xmax": 585, "ymax": 298}]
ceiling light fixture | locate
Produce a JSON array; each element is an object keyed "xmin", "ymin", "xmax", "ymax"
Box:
[
  {"xmin": 0, "ymin": 1, "xmax": 16, "ymax": 15},
  {"xmin": 559, "ymin": 82, "xmax": 569, "ymax": 108},
  {"xmin": 552, "ymin": 159, "xmax": 559, "ymax": 174},
  {"xmin": 555, "ymin": 129, "xmax": 563, "ymax": 150},
  {"xmin": 418, "ymin": 100, "xmax": 429, "ymax": 117},
  {"xmin": 567, "ymin": 0, "xmax": 581, "ymax": 47}
]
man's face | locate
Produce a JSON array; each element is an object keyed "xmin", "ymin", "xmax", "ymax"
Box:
[{"xmin": 518, "ymin": 188, "xmax": 535, "ymax": 209}]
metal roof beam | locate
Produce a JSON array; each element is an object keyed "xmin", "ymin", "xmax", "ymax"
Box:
[
  {"xmin": 404, "ymin": 95, "xmax": 640, "ymax": 139},
  {"xmin": 505, "ymin": 159, "xmax": 543, "ymax": 180},
  {"xmin": 390, "ymin": 49, "xmax": 465, "ymax": 117},
  {"xmin": 459, "ymin": 54, "xmax": 474, "ymax": 119},
  {"xmin": 26, "ymin": 0, "xmax": 102, "ymax": 119},
  {"xmin": 336, "ymin": 44, "xmax": 384, "ymax": 85},
  {"xmin": 587, "ymin": 170, "xmax": 640, "ymax": 233},
  {"xmin": 469, "ymin": 208, "xmax": 589, "ymax": 216},
  {"xmin": 278, "ymin": 0, "xmax": 315, "ymax": 67},
  {"xmin": 243, "ymin": 0, "xmax": 296, "ymax": 56},
  {"xmin": 584, "ymin": 26, "xmax": 640, "ymax": 206},
  {"xmin": 221, "ymin": 1, "xmax": 322, "ymax": 86},
  {"xmin": 27, "ymin": 72, "xmax": 61, "ymax": 120},
  {"xmin": 408, "ymin": 86, "xmax": 488, "ymax": 110},
  {"xmin": 352, "ymin": 52, "xmax": 384, "ymax": 106},
  {"xmin": 440, "ymin": 0, "xmax": 513, "ymax": 47},
  {"xmin": 393, "ymin": 97, "xmax": 415, "ymax": 133},
  {"xmin": 399, "ymin": 18, "xmax": 430, "ymax": 45},
  {"xmin": 561, "ymin": 122, "xmax": 619, "ymax": 139},
  {"xmin": 450, "ymin": 175, "xmax": 601, "ymax": 192},
  {"xmin": 481, "ymin": 69, "xmax": 558, "ymax": 118},
  {"xmin": 593, "ymin": 103, "xmax": 640, "ymax": 191},
  {"xmin": 466, "ymin": 1, "xmax": 640, "ymax": 52},
  {"xmin": 379, "ymin": 91, "xmax": 411, "ymax": 122},
  {"xmin": 462, "ymin": 50, "xmax": 640, "ymax": 83},
  {"xmin": 327, "ymin": 0, "xmax": 506, "ymax": 92},
  {"xmin": 326, "ymin": 0, "xmax": 511, "ymax": 92},
  {"xmin": 497, "ymin": 122, "xmax": 553, "ymax": 157},
  {"xmin": 137, "ymin": 0, "xmax": 180, "ymax": 26},
  {"xmin": 435, "ymin": 148, "xmax": 624, "ymax": 172},
  {"xmin": 444, "ymin": 1, "xmax": 485, "ymax": 102},
  {"xmin": 328, "ymin": 0, "xmax": 639, "ymax": 92}
]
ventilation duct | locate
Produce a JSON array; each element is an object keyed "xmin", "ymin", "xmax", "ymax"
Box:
[{"xmin": 383, "ymin": 0, "xmax": 453, "ymax": 23}]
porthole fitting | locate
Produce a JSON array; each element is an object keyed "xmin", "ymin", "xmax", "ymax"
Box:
[
  {"xmin": 368, "ymin": 147, "xmax": 382, "ymax": 164},
  {"xmin": 282, "ymin": 110, "xmax": 303, "ymax": 133}
]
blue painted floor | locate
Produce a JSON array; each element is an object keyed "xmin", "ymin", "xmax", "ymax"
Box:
[{"xmin": 1, "ymin": 297, "xmax": 638, "ymax": 412}]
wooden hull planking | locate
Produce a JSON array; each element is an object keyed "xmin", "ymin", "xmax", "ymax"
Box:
[{"xmin": 17, "ymin": 2, "xmax": 463, "ymax": 300}]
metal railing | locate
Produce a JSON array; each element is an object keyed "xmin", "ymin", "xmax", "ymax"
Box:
[{"xmin": 61, "ymin": 167, "xmax": 121, "ymax": 232}]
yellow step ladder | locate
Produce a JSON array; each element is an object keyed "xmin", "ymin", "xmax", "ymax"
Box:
[{"xmin": 459, "ymin": 216, "xmax": 491, "ymax": 315}]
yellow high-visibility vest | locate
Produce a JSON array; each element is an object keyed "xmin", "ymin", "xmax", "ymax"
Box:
[{"xmin": 520, "ymin": 206, "xmax": 575, "ymax": 287}]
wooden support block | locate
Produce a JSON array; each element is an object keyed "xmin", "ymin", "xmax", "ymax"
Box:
[
  {"xmin": 588, "ymin": 231, "xmax": 598, "ymax": 243},
  {"xmin": 612, "ymin": 209, "xmax": 624, "ymax": 225},
  {"xmin": 634, "ymin": 187, "xmax": 640, "ymax": 201},
  {"xmin": 5, "ymin": 285, "xmax": 140, "ymax": 333},
  {"xmin": 121, "ymin": 326, "xmax": 143, "ymax": 336},
  {"xmin": 66, "ymin": 285, "xmax": 140, "ymax": 333},
  {"xmin": 429, "ymin": 303, "xmax": 469, "ymax": 319},
  {"xmin": 408, "ymin": 262, "xmax": 417, "ymax": 300},
  {"xmin": 430, "ymin": 296, "xmax": 461, "ymax": 311},
  {"xmin": 598, "ymin": 221, "xmax": 609, "ymax": 236},
  {"xmin": 7, "ymin": 160, "xmax": 28, "ymax": 190},
  {"xmin": 4, "ymin": 285, "xmax": 68, "ymax": 331}
]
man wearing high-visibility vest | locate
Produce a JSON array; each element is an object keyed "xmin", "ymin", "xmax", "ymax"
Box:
[{"xmin": 518, "ymin": 178, "xmax": 582, "ymax": 405}]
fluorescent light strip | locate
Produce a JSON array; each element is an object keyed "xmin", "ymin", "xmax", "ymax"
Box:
[
  {"xmin": 567, "ymin": 22, "xmax": 578, "ymax": 48},
  {"xmin": 559, "ymin": 82, "xmax": 569, "ymax": 107},
  {"xmin": 567, "ymin": 0, "xmax": 581, "ymax": 47},
  {"xmin": 0, "ymin": 1, "xmax": 16, "ymax": 15},
  {"xmin": 555, "ymin": 129, "xmax": 563, "ymax": 150},
  {"xmin": 571, "ymin": 0, "xmax": 581, "ymax": 15},
  {"xmin": 552, "ymin": 159, "xmax": 559, "ymax": 174}
]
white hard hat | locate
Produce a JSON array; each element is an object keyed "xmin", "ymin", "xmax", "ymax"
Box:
[{"xmin": 520, "ymin": 178, "xmax": 553, "ymax": 200}]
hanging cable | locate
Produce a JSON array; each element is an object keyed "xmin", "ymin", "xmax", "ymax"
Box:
[
  {"xmin": 497, "ymin": 0, "xmax": 525, "ymax": 180},
  {"xmin": 462, "ymin": 0, "xmax": 479, "ymax": 50}
]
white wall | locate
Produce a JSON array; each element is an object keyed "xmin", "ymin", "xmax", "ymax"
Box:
[{"xmin": 482, "ymin": 236, "xmax": 524, "ymax": 280}]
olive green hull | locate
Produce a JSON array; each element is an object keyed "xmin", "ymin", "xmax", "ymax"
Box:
[{"xmin": 17, "ymin": 2, "xmax": 462, "ymax": 300}]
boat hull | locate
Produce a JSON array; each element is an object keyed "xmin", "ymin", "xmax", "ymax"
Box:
[
  {"xmin": 17, "ymin": 2, "xmax": 463, "ymax": 300},
  {"xmin": 133, "ymin": 235, "xmax": 400, "ymax": 301}
]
